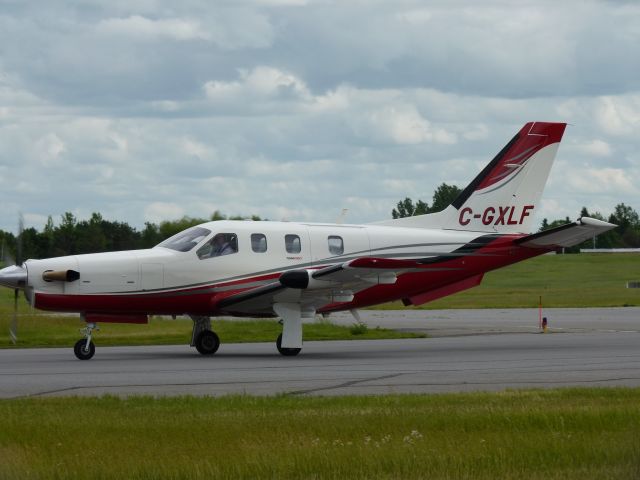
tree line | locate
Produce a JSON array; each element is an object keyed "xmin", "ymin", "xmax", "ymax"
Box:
[{"xmin": 0, "ymin": 211, "xmax": 260, "ymax": 263}]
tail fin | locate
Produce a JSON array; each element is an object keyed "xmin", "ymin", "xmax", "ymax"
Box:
[{"xmin": 377, "ymin": 122, "xmax": 567, "ymax": 234}]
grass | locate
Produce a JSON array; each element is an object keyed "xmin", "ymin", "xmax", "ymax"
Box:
[
  {"xmin": 0, "ymin": 304, "xmax": 425, "ymax": 348},
  {"xmin": 376, "ymin": 253, "xmax": 640, "ymax": 309},
  {"xmin": 1, "ymin": 388, "xmax": 639, "ymax": 479}
]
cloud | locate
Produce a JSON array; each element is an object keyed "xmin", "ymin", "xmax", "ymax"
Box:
[
  {"xmin": 568, "ymin": 167, "xmax": 636, "ymax": 195},
  {"xmin": 34, "ymin": 133, "xmax": 66, "ymax": 166},
  {"xmin": 578, "ymin": 139, "xmax": 612, "ymax": 157},
  {"xmin": 97, "ymin": 15, "xmax": 211, "ymax": 41},
  {"xmin": 358, "ymin": 104, "xmax": 457, "ymax": 145},
  {"xmin": 144, "ymin": 202, "xmax": 185, "ymax": 223},
  {"xmin": 204, "ymin": 66, "xmax": 311, "ymax": 104},
  {"xmin": 0, "ymin": 1, "xmax": 639, "ymax": 234},
  {"xmin": 595, "ymin": 95, "xmax": 640, "ymax": 136},
  {"xmin": 395, "ymin": 9, "xmax": 433, "ymax": 25}
]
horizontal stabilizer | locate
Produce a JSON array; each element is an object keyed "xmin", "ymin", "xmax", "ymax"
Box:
[{"xmin": 515, "ymin": 217, "xmax": 616, "ymax": 248}]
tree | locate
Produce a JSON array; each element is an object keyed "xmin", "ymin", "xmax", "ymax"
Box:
[
  {"xmin": 140, "ymin": 222, "xmax": 162, "ymax": 248},
  {"xmin": 53, "ymin": 212, "xmax": 78, "ymax": 256},
  {"xmin": 430, "ymin": 183, "xmax": 462, "ymax": 213},
  {"xmin": 391, "ymin": 183, "xmax": 461, "ymax": 218},
  {"xmin": 609, "ymin": 203, "xmax": 639, "ymax": 230},
  {"xmin": 392, "ymin": 198, "xmax": 428, "ymax": 219},
  {"xmin": 75, "ymin": 212, "xmax": 108, "ymax": 253}
]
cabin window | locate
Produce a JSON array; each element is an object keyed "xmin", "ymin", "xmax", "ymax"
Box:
[
  {"xmin": 156, "ymin": 227, "xmax": 211, "ymax": 252},
  {"xmin": 251, "ymin": 233, "xmax": 267, "ymax": 253},
  {"xmin": 285, "ymin": 234, "xmax": 301, "ymax": 254},
  {"xmin": 328, "ymin": 236, "xmax": 344, "ymax": 255},
  {"xmin": 197, "ymin": 233, "xmax": 238, "ymax": 259}
]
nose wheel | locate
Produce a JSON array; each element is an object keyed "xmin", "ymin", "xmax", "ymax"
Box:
[
  {"xmin": 74, "ymin": 339, "xmax": 95, "ymax": 360},
  {"xmin": 74, "ymin": 323, "xmax": 98, "ymax": 360}
]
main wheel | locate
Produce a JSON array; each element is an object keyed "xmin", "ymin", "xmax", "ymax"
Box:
[
  {"xmin": 74, "ymin": 339, "xmax": 95, "ymax": 360},
  {"xmin": 195, "ymin": 330, "xmax": 220, "ymax": 355},
  {"xmin": 276, "ymin": 333, "xmax": 301, "ymax": 357}
]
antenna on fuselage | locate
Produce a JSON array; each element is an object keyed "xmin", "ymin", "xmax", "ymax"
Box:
[{"xmin": 336, "ymin": 209, "xmax": 348, "ymax": 225}]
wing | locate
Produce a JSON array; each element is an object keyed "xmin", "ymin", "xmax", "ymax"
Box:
[
  {"xmin": 516, "ymin": 217, "xmax": 616, "ymax": 248},
  {"xmin": 214, "ymin": 257, "xmax": 430, "ymax": 316}
]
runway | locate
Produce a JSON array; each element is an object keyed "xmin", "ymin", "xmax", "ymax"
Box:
[{"xmin": 2, "ymin": 308, "xmax": 640, "ymax": 398}]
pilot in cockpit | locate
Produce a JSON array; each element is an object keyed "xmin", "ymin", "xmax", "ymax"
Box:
[{"xmin": 211, "ymin": 234, "xmax": 235, "ymax": 257}]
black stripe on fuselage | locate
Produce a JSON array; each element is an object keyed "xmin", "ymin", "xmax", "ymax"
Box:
[{"xmin": 418, "ymin": 234, "xmax": 503, "ymax": 265}]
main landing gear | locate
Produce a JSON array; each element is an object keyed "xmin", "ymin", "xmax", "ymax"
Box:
[
  {"xmin": 274, "ymin": 303, "xmax": 304, "ymax": 357},
  {"xmin": 190, "ymin": 308, "xmax": 305, "ymax": 357},
  {"xmin": 74, "ymin": 323, "xmax": 99, "ymax": 360},
  {"xmin": 194, "ymin": 330, "xmax": 220, "ymax": 355},
  {"xmin": 190, "ymin": 316, "xmax": 220, "ymax": 355},
  {"xmin": 276, "ymin": 333, "xmax": 301, "ymax": 356}
]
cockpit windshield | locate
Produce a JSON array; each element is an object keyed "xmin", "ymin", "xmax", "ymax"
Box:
[{"xmin": 155, "ymin": 227, "xmax": 211, "ymax": 252}]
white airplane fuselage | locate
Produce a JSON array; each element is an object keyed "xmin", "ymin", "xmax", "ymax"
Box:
[{"xmin": 25, "ymin": 221, "xmax": 519, "ymax": 317}]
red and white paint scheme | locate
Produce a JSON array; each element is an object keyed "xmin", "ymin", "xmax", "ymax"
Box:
[{"xmin": 0, "ymin": 122, "xmax": 616, "ymax": 359}]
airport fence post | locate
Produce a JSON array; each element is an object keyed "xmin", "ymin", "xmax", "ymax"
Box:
[{"xmin": 538, "ymin": 296, "xmax": 542, "ymax": 331}]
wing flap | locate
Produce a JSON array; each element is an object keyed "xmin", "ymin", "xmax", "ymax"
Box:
[{"xmin": 516, "ymin": 217, "xmax": 616, "ymax": 248}]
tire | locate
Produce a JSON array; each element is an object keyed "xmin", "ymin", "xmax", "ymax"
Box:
[
  {"xmin": 276, "ymin": 333, "xmax": 301, "ymax": 357},
  {"xmin": 195, "ymin": 330, "xmax": 220, "ymax": 355},
  {"xmin": 74, "ymin": 339, "xmax": 95, "ymax": 360}
]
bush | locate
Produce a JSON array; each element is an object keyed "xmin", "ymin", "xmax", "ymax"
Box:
[{"xmin": 349, "ymin": 321, "xmax": 368, "ymax": 335}]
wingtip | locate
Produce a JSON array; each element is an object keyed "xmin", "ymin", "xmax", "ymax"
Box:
[{"xmin": 578, "ymin": 217, "xmax": 617, "ymax": 229}]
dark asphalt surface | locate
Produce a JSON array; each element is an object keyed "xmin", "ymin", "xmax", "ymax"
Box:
[{"xmin": 1, "ymin": 308, "xmax": 639, "ymax": 398}]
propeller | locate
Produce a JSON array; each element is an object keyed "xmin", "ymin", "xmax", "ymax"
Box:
[{"xmin": 5, "ymin": 215, "xmax": 24, "ymax": 345}]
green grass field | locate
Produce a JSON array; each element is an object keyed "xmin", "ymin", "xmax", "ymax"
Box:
[
  {"xmin": 379, "ymin": 252, "xmax": 640, "ymax": 309},
  {"xmin": 1, "ymin": 388, "xmax": 639, "ymax": 479}
]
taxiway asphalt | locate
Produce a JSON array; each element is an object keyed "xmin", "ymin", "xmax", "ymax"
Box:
[{"xmin": 1, "ymin": 308, "xmax": 639, "ymax": 398}]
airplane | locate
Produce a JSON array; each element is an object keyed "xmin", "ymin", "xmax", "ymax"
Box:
[{"xmin": 0, "ymin": 122, "xmax": 616, "ymax": 359}]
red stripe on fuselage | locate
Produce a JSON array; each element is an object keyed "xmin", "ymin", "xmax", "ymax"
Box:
[{"xmin": 33, "ymin": 271, "xmax": 282, "ymax": 315}]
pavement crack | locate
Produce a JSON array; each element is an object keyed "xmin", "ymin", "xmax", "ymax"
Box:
[{"xmin": 287, "ymin": 373, "xmax": 403, "ymax": 396}]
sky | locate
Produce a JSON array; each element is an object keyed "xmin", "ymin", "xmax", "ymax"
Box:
[{"xmin": 0, "ymin": 0, "xmax": 639, "ymax": 234}]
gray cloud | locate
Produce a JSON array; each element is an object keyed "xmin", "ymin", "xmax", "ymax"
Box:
[{"xmin": 0, "ymin": 0, "xmax": 639, "ymax": 234}]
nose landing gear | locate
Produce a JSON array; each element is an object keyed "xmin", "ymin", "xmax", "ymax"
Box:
[{"xmin": 74, "ymin": 323, "xmax": 99, "ymax": 360}]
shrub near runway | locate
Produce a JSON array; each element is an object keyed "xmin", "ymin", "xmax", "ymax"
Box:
[{"xmin": 1, "ymin": 388, "xmax": 639, "ymax": 479}]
